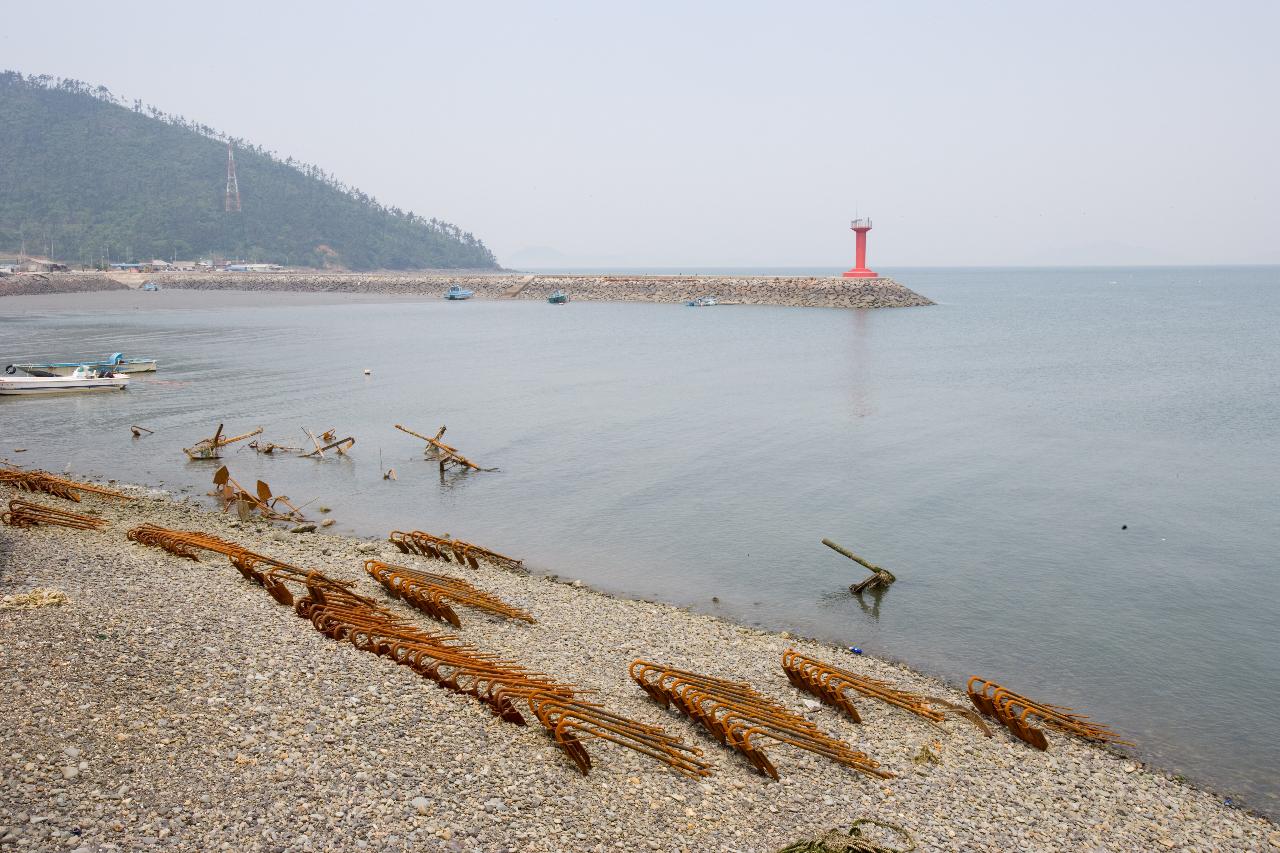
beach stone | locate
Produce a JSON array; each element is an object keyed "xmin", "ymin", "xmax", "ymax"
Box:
[
  {"xmin": 290, "ymin": 523, "xmax": 317, "ymax": 534},
  {"xmin": 411, "ymin": 797, "xmax": 430, "ymax": 815},
  {"xmin": 60, "ymin": 766, "xmax": 78, "ymax": 780}
]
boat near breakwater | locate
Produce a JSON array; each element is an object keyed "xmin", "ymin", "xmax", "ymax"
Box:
[
  {"xmin": 0, "ymin": 363, "xmax": 129, "ymax": 395},
  {"xmin": 6, "ymin": 352, "xmax": 156, "ymax": 377}
]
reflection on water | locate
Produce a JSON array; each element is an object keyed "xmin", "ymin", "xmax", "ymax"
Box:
[{"xmin": 1, "ymin": 267, "xmax": 1279, "ymax": 817}]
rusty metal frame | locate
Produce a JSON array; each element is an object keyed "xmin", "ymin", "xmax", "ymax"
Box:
[
  {"xmin": 365, "ymin": 560, "xmax": 535, "ymax": 627},
  {"xmin": 629, "ymin": 660, "xmax": 890, "ymax": 781},
  {"xmin": 966, "ymin": 677, "xmax": 1130, "ymax": 749},
  {"xmin": 2, "ymin": 498, "xmax": 108, "ymax": 530},
  {"xmin": 389, "ymin": 530, "xmax": 523, "ymax": 572}
]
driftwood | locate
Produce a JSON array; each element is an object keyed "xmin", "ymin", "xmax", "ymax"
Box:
[
  {"xmin": 823, "ymin": 538, "xmax": 897, "ymax": 595},
  {"xmin": 394, "ymin": 424, "xmax": 492, "ymax": 471},
  {"xmin": 183, "ymin": 423, "xmax": 263, "ymax": 460},
  {"xmin": 130, "ymin": 425, "xmax": 154, "ymax": 437}
]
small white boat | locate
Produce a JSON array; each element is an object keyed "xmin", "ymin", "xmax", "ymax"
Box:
[
  {"xmin": 686, "ymin": 296, "xmax": 718, "ymax": 307},
  {"xmin": 6, "ymin": 352, "xmax": 157, "ymax": 377},
  {"xmin": 0, "ymin": 364, "xmax": 129, "ymax": 395}
]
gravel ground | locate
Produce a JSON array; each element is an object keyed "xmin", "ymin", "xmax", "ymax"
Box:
[{"xmin": 1, "ymin": 484, "xmax": 1276, "ymax": 852}]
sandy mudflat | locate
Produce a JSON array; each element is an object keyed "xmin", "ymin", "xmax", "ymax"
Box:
[{"xmin": 0, "ymin": 483, "xmax": 1275, "ymax": 852}]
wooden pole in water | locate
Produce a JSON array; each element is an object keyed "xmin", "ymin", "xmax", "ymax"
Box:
[{"xmin": 822, "ymin": 538, "xmax": 897, "ymax": 584}]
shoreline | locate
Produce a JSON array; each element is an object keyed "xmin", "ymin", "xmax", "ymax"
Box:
[
  {"xmin": 1, "ymin": 475, "xmax": 1275, "ymax": 851},
  {"xmin": 0, "ymin": 270, "xmax": 935, "ymax": 309}
]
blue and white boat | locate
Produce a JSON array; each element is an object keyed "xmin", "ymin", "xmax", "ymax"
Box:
[
  {"xmin": 685, "ymin": 296, "xmax": 718, "ymax": 307},
  {"xmin": 444, "ymin": 285, "xmax": 474, "ymax": 300},
  {"xmin": 5, "ymin": 353, "xmax": 157, "ymax": 377}
]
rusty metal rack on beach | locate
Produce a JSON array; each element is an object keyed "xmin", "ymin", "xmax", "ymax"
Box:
[
  {"xmin": 967, "ymin": 677, "xmax": 1130, "ymax": 750},
  {"xmin": 389, "ymin": 529, "xmax": 524, "ymax": 572},
  {"xmin": 783, "ymin": 650, "xmax": 991, "ymax": 737},
  {"xmin": 0, "ymin": 467, "xmax": 135, "ymax": 503},
  {"xmin": 126, "ymin": 524, "xmax": 709, "ymax": 778},
  {"xmin": 2, "ymin": 498, "xmax": 108, "ymax": 530},
  {"xmin": 365, "ymin": 559, "xmax": 535, "ymax": 628},
  {"xmin": 629, "ymin": 660, "xmax": 891, "ymax": 781}
]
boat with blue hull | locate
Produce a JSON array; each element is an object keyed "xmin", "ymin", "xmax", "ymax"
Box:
[{"xmin": 5, "ymin": 352, "xmax": 157, "ymax": 377}]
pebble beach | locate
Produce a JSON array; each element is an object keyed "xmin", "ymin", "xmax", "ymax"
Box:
[{"xmin": 1, "ymin": 482, "xmax": 1276, "ymax": 852}]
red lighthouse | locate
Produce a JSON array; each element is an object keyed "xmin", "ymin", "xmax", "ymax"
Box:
[{"xmin": 841, "ymin": 218, "xmax": 879, "ymax": 278}]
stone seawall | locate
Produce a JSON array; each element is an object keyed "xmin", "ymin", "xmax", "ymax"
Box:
[
  {"xmin": 147, "ymin": 272, "xmax": 934, "ymax": 309},
  {"xmin": 0, "ymin": 273, "xmax": 128, "ymax": 298}
]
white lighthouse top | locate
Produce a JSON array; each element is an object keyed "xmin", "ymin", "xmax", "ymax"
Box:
[{"xmin": 850, "ymin": 218, "xmax": 873, "ymax": 230}]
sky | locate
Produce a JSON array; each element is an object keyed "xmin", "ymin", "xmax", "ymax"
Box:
[{"xmin": 3, "ymin": 1, "xmax": 1278, "ymax": 268}]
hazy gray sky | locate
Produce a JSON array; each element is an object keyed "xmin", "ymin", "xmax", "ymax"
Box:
[{"xmin": 4, "ymin": 1, "xmax": 1277, "ymax": 268}]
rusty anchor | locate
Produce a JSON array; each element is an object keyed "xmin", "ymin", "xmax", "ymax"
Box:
[
  {"xmin": 210, "ymin": 466, "xmax": 305, "ymax": 521},
  {"xmin": 394, "ymin": 424, "xmax": 494, "ymax": 472},
  {"xmin": 183, "ymin": 423, "xmax": 264, "ymax": 460}
]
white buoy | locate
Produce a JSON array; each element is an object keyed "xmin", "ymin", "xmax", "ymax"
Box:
[{"xmin": 363, "ymin": 368, "xmax": 372, "ymax": 375}]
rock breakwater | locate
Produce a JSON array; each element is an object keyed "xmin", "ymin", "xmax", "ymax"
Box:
[
  {"xmin": 150, "ymin": 271, "xmax": 934, "ymax": 309},
  {"xmin": 0, "ymin": 273, "xmax": 127, "ymax": 298}
]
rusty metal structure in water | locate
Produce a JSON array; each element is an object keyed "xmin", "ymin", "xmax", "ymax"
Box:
[
  {"xmin": 389, "ymin": 529, "xmax": 524, "ymax": 572},
  {"xmin": 125, "ymin": 524, "xmax": 710, "ymax": 778},
  {"xmin": 209, "ymin": 466, "xmax": 305, "ymax": 522},
  {"xmin": 967, "ymin": 677, "xmax": 1130, "ymax": 750},
  {"xmin": 365, "ymin": 560, "xmax": 535, "ymax": 628},
  {"xmin": 629, "ymin": 660, "xmax": 890, "ymax": 781}
]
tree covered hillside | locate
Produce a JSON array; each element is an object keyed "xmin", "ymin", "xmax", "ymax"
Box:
[{"xmin": 0, "ymin": 72, "xmax": 497, "ymax": 270}]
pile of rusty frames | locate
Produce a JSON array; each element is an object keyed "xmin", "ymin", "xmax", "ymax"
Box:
[
  {"xmin": 630, "ymin": 660, "xmax": 890, "ymax": 781},
  {"xmin": 783, "ymin": 650, "xmax": 990, "ymax": 736},
  {"xmin": 2, "ymin": 498, "xmax": 108, "ymax": 530},
  {"xmin": 365, "ymin": 560, "xmax": 535, "ymax": 628},
  {"xmin": 0, "ymin": 468, "xmax": 134, "ymax": 503},
  {"xmin": 389, "ymin": 529, "xmax": 523, "ymax": 572},
  {"xmin": 967, "ymin": 677, "xmax": 1130, "ymax": 750},
  {"xmin": 127, "ymin": 524, "xmax": 709, "ymax": 778}
]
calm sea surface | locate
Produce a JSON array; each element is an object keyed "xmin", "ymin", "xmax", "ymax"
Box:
[{"xmin": 1, "ymin": 266, "xmax": 1277, "ymax": 816}]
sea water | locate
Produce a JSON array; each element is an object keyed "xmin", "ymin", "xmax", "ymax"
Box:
[{"xmin": 1, "ymin": 265, "xmax": 1277, "ymax": 816}]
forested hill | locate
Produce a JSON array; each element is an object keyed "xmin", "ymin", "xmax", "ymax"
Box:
[{"xmin": 0, "ymin": 72, "xmax": 497, "ymax": 270}]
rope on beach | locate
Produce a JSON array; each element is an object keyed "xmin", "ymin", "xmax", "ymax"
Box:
[{"xmin": 776, "ymin": 818, "xmax": 915, "ymax": 853}]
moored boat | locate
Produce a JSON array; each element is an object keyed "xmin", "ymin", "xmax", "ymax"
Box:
[
  {"xmin": 0, "ymin": 364, "xmax": 129, "ymax": 395},
  {"xmin": 547, "ymin": 289, "xmax": 569, "ymax": 304},
  {"xmin": 685, "ymin": 296, "xmax": 718, "ymax": 307},
  {"xmin": 445, "ymin": 285, "xmax": 475, "ymax": 300},
  {"xmin": 6, "ymin": 353, "xmax": 157, "ymax": 377}
]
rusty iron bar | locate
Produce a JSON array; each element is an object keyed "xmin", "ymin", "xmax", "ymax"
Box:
[
  {"xmin": 967, "ymin": 677, "xmax": 1131, "ymax": 750},
  {"xmin": 183, "ymin": 423, "xmax": 264, "ymax": 460},
  {"xmin": 2, "ymin": 498, "xmax": 108, "ymax": 530},
  {"xmin": 629, "ymin": 660, "xmax": 890, "ymax": 781},
  {"xmin": 128, "ymin": 524, "xmax": 708, "ymax": 778},
  {"xmin": 365, "ymin": 560, "xmax": 536, "ymax": 627},
  {"xmin": 781, "ymin": 650, "xmax": 992, "ymax": 737},
  {"xmin": 394, "ymin": 424, "xmax": 491, "ymax": 471},
  {"xmin": 0, "ymin": 468, "xmax": 134, "ymax": 502},
  {"xmin": 389, "ymin": 530, "xmax": 524, "ymax": 572}
]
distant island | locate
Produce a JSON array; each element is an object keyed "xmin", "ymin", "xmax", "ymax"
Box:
[{"xmin": 0, "ymin": 71, "xmax": 497, "ymax": 271}]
